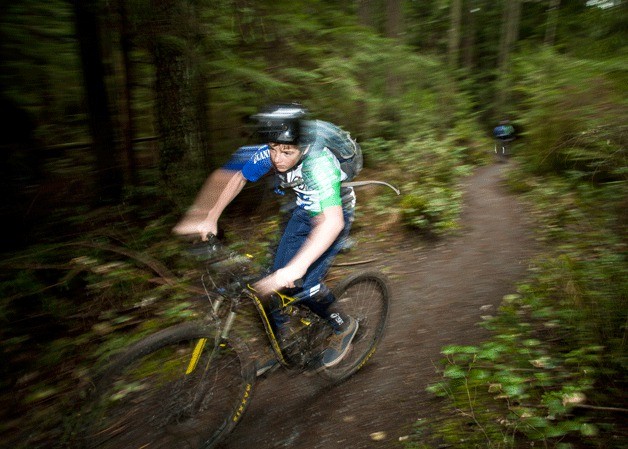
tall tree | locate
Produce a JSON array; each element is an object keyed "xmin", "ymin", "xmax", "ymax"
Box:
[
  {"xmin": 148, "ymin": 0, "xmax": 209, "ymax": 181},
  {"xmin": 385, "ymin": 0, "xmax": 403, "ymax": 100},
  {"xmin": 448, "ymin": 0, "xmax": 463, "ymax": 68},
  {"xmin": 496, "ymin": 0, "xmax": 522, "ymax": 113},
  {"xmin": 385, "ymin": 0, "xmax": 403, "ymax": 40},
  {"xmin": 71, "ymin": 0, "xmax": 122, "ymax": 203},
  {"xmin": 116, "ymin": 0, "xmax": 139, "ymax": 186},
  {"xmin": 544, "ymin": 0, "xmax": 561, "ymax": 45},
  {"xmin": 497, "ymin": 0, "xmax": 521, "ymax": 70},
  {"xmin": 462, "ymin": 2, "xmax": 479, "ymax": 69},
  {"xmin": 358, "ymin": 0, "xmax": 375, "ymax": 27}
]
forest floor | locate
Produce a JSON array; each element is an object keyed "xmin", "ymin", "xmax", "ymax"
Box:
[{"xmin": 215, "ymin": 161, "xmax": 538, "ymax": 449}]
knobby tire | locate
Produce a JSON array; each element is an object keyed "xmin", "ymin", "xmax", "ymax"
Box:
[
  {"xmin": 79, "ymin": 321, "xmax": 255, "ymax": 449},
  {"xmin": 319, "ymin": 271, "xmax": 390, "ymax": 383}
]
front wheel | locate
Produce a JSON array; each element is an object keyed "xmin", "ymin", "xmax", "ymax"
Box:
[
  {"xmin": 78, "ymin": 321, "xmax": 255, "ymax": 449},
  {"xmin": 318, "ymin": 271, "xmax": 390, "ymax": 383}
]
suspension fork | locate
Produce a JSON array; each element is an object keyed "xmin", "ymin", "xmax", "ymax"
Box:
[
  {"xmin": 185, "ymin": 297, "xmax": 238, "ymax": 375},
  {"xmin": 185, "ymin": 297, "xmax": 243, "ymax": 412}
]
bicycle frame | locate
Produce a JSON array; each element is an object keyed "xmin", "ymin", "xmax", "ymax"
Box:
[
  {"xmin": 247, "ymin": 290, "xmax": 290, "ymax": 366},
  {"xmin": 247, "ymin": 287, "xmax": 317, "ymax": 368},
  {"xmin": 197, "ymin": 280, "xmax": 312, "ymax": 371},
  {"xmin": 188, "ymin": 242, "xmax": 322, "ymax": 374}
]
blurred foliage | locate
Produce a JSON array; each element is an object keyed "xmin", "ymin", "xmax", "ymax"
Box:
[
  {"xmin": 0, "ymin": 208, "xmax": 277, "ymax": 448},
  {"xmin": 511, "ymin": 48, "xmax": 627, "ymax": 182}
]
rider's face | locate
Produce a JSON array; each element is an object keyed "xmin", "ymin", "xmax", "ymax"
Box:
[{"xmin": 269, "ymin": 143, "xmax": 302, "ymax": 172}]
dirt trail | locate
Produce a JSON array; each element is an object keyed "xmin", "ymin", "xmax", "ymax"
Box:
[{"xmin": 218, "ymin": 163, "xmax": 537, "ymax": 449}]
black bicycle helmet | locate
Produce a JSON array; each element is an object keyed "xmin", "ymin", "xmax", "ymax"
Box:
[{"xmin": 253, "ymin": 103, "xmax": 308, "ymax": 145}]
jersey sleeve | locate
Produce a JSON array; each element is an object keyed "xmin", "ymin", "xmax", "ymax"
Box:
[
  {"xmin": 239, "ymin": 145, "xmax": 273, "ymax": 182},
  {"xmin": 223, "ymin": 145, "xmax": 263, "ymax": 171}
]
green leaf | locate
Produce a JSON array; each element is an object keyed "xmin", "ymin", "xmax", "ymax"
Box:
[
  {"xmin": 443, "ymin": 364, "xmax": 467, "ymax": 379},
  {"xmin": 580, "ymin": 423, "xmax": 599, "ymax": 436},
  {"xmin": 441, "ymin": 345, "xmax": 478, "ymax": 355}
]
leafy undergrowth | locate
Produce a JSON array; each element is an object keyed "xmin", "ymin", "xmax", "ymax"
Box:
[
  {"xmin": 362, "ymin": 132, "xmax": 487, "ymax": 238},
  {"xmin": 407, "ymin": 52, "xmax": 627, "ymax": 449}
]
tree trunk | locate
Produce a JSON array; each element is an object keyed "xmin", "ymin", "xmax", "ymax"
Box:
[
  {"xmin": 544, "ymin": 0, "xmax": 561, "ymax": 46},
  {"xmin": 150, "ymin": 0, "xmax": 208, "ymax": 181},
  {"xmin": 71, "ymin": 0, "xmax": 122, "ymax": 204},
  {"xmin": 385, "ymin": 0, "xmax": 403, "ymax": 39},
  {"xmin": 448, "ymin": 0, "xmax": 463, "ymax": 69},
  {"xmin": 357, "ymin": 0, "xmax": 374, "ymax": 27},
  {"xmin": 354, "ymin": 0, "xmax": 374, "ymax": 138},
  {"xmin": 192, "ymin": 69, "xmax": 212, "ymax": 172},
  {"xmin": 118, "ymin": 0, "xmax": 138, "ymax": 186},
  {"xmin": 496, "ymin": 0, "xmax": 521, "ymax": 113},
  {"xmin": 462, "ymin": 2, "xmax": 478, "ymax": 69},
  {"xmin": 385, "ymin": 0, "xmax": 403, "ymax": 98},
  {"xmin": 498, "ymin": 0, "xmax": 521, "ymax": 70},
  {"xmin": 153, "ymin": 38, "xmax": 188, "ymax": 178}
]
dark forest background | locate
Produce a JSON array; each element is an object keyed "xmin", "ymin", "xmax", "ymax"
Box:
[{"xmin": 0, "ymin": 1, "xmax": 626, "ymax": 447}]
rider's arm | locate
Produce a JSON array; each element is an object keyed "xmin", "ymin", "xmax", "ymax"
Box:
[
  {"xmin": 255, "ymin": 206, "xmax": 344, "ymax": 295},
  {"xmin": 284, "ymin": 205, "xmax": 344, "ymax": 277},
  {"xmin": 196, "ymin": 146, "xmax": 272, "ymax": 239},
  {"xmin": 197, "ymin": 171, "xmax": 247, "ymax": 238}
]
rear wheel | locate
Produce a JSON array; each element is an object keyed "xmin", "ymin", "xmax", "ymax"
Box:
[
  {"xmin": 318, "ymin": 271, "xmax": 390, "ymax": 383},
  {"xmin": 80, "ymin": 321, "xmax": 255, "ymax": 449}
]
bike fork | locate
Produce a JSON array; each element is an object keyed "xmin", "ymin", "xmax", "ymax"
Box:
[{"xmin": 185, "ymin": 310, "xmax": 235, "ymax": 375}]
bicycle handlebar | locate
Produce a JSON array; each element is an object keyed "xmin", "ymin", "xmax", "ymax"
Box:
[
  {"xmin": 187, "ymin": 234, "xmax": 303, "ymax": 293},
  {"xmin": 186, "ymin": 234, "xmax": 222, "ymax": 260}
]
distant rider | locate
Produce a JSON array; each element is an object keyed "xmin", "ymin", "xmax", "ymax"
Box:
[{"xmin": 493, "ymin": 120, "xmax": 516, "ymax": 160}]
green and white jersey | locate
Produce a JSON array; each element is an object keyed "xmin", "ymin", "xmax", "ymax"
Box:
[
  {"xmin": 277, "ymin": 147, "xmax": 355, "ymax": 215},
  {"xmin": 240, "ymin": 143, "xmax": 356, "ymax": 215}
]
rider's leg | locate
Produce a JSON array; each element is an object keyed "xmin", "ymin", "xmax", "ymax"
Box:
[
  {"xmin": 270, "ymin": 207, "xmax": 355, "ymax": 331},
  {"xmin": 272, "ymin": 207, "xmax": 358, "ymax": 368}
]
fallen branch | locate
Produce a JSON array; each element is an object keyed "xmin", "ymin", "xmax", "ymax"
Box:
[
  {"xmin": 71, "ymin": 241, "xmax": 177, "ymax": 285},
  {"xmin": 333, "ymin": 258, "xmax": 377, "ymax": 267},
  {"xmin": 573, "ymin": 404, "xmax": 628, "ymax": 413},
  {"xmin": 520, "ymin": 403, "xmax": 628, "ymax": 414}
]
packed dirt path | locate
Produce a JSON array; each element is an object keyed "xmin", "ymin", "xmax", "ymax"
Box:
[{"xmin": 218, "ymin": 162, "xmax": 537, "ymax": 449}]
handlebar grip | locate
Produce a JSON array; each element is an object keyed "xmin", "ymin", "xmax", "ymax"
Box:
[
  {"xmin": 204, "ymin": 233, "xmax": 219, "ymax": 244},
  {"xmin": 187, "ymin": 234, "xmax": 223, "ymax": 259}
]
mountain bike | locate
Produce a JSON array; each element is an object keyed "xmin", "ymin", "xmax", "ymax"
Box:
[{"xmin": 76, "ymin": 237, "xmax": 390, "ymax": 449}]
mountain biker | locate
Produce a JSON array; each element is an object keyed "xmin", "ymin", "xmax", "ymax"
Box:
[
  {"xmin": 493, "ymin": 119, "xmax": 516, "ymax": 159},
  {"xmin": 176, "ymin": 103, "xmax": 360, "ymax": 369}
]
